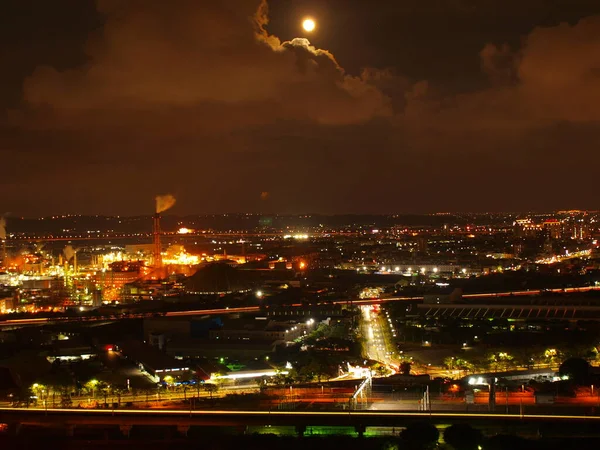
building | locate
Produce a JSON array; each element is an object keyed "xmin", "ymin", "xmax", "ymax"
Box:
[
  {"xmin": 124, "ymin": 244, "xmax": 155, "ymax": 256},
  {"xmin": 165, "ymin": 338, "xmax": 278, "ymax": 360},
  {"xmin": 209, "ymin": 318, "xmax": 310, "ymax": 343},
  {"xmin": 514, "ymin": 219, "xmax": 543, "ymax": 238},
  {"xmin": 119, "ymin": 340, "xmax": 190, "ymax": 381},
  {"xmin": 0, "ymin": 296, "xmax": 14, "ymax": 314},
  {"xmin": 95, "ymin": 261, "xmax": 147, "ymax": 289},
  {"xmin": 21, "ymin": 277, "xmax": 60, "ymax": 290},
  {"xmin": 184, "ymin": 263, "xmax": 254, "ymax": 295},
  {"xmin": 543, "ymin": 219, "xmax": 562, "ymax": 240},
  {"xmin": 379, "ymin": 264, "xmax": 470, "ymax": 277},
  {"xmin": 47, "ymin": 339, "xmax": 96, "ymax": 363}
]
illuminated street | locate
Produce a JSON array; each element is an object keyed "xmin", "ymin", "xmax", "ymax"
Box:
[{"xmin": 361, "ymin": 306, "xmax": 397, "ymax": 372}]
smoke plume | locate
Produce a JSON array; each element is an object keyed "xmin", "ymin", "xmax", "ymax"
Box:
[
  {"xmin": 0, "ymin": 218, "xmax": 6, "ymax": 240},
  {"xmin": 63, "ymin": 245, "xmax": 75, "ymax": 262},
  {"xmin": 156, "ymin": 194, "xmax": 176, "ymax": 213}
]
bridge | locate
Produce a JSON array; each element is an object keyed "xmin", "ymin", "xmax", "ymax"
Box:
[
  {"xmin": 1, "ymin": 286, "xmax": 599, "ymax": 328},
  {"xmin": 420, "ymin": 303, "xmax": 600, "ymax": 320},
  {"xmin": 11, "ymin": 231, "xmax": 362, "ymax": 242},
  {"xmin": 1, "ymin": 407, "xmax": 600, "ymax": 437}
]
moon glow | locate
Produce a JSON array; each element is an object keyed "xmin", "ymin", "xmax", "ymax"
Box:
[{"xmin": 302, "ymin": 18, "xmax": 316, "ymax": 32}]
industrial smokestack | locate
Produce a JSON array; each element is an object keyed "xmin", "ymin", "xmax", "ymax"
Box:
[
  {"xmin": 153, "ymin": 195, "xmax": 176, "ymax": 269},
  {"xmin": 0, "ymin": 217, "xmax": 6, "ymax": 265},
  {"xmin": 153, "ymin": 213, "xmax": 162, "ymax": 268}
]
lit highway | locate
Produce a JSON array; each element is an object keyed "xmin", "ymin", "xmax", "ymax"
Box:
[
  {"xmin": 2, "ymin": 286, "xmax": 600, "ymax": 328},
  {"xmin": 166, "ymin": 306, "xmax": 260, "ymax": 317},
  {"xmin": 2, "ymin": 406, "xmax": 600, "ymax": 422},
  {"xmin": 11, "ymin": 231, "xmax": 363, "ymax": 242},
  {"xmin": 0, "ymin": 306, "xmax": 261, "ymax": 327},
  {"xmin": 0, "ymin": 384, "xmax": 258, "ymax": 409},
  {"xmin": 360, "ymin": 306, "xmax": 397, "ymax": 370},
  {"xmin": 340, "ymin": 285, "xmax": 600, "ymax": 305}
]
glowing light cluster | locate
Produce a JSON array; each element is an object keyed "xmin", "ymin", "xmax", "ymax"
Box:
[
  {"xmin": 99, "ymin": 252, "xmax": 126, "ymax": 265},
  {"xmin": 162, "ymin": 251, "xmax": 200, "ymax": 266},
  {"xmin": 283, "ymin": 234, "xmax": 309, "ymax": 240},
  {"xmin": 535, "ymin": 249, "xmax": 591, "ymax": 264}
]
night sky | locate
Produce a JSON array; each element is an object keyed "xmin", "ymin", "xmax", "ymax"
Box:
[{"xmin": 1, "ymin": 0, "xmax": 600, "ymax": 216}]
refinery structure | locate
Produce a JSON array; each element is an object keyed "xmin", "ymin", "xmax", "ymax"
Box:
[
  {"xmin": 0, "ymin": 206, "xmax": 599, "ymax": 315},
  {"xmin": 0, "ymin": 195, "xmax": 264, "ymax": 313}
]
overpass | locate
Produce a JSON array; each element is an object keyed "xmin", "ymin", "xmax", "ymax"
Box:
[
  {"xmin": 0, "ymin": 306, "xmax": 262, "ymax": 328},
  {"xmin": 12, "ymin": 231, "xmax": 362, "ymax": 242},
  {"xmin": 420, "ymin": 303, "xmax": 600, "ymax": 320},
  {"xmin": 1, "ymin": 407, "xmax": 600, "ymax": 437},
  {"xmin": 2, "ymin": 286, "xmax": 599, "ymax": 328}
]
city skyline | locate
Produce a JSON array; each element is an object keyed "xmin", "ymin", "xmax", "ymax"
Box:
[
  {"xmin": 3, "ymin": 3, "xmax": 600, "ymax": 447},
  {"xmin": 2, "ymin": 0, "xmax": 600, "ymax": 215}
]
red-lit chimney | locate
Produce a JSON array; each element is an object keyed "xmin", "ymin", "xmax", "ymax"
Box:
[{"xmin": 153, "ymin": 213, "xmax": 162, "ymax": 268}]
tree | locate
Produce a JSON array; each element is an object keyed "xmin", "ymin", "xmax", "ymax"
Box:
[
  {"xmin": 38, "ymin": 367, "xmax": 75, "ymax": 408},
  {"xmin": 400, "ymin": 421, "xmax": 439, "ymax": 450},
  {"xmin": 191, "ymin": 371, "xmax": 204, "ymax": 397},
  {"xmin": 443, "ymin": 424, "xmax": 483, "ymax": 450},
  {"xmin": 297, "ymin": 356, "xmax": 332, "ymax": 382},
  {"xmin": 99, "ymin": 382, "xmax": 110, "ymax": 405},
  {"xmin": 559, "ymin": 357, "xmax": 590, "ymax": 385},
  {"xmin": 31, "ymin": 383, "xmax": 47, "ymax": 406},
  {"xmin": 84, "ymin": 379, "xmax": 99, "ymax": 398},
  {"xmin": 485, "ymin": 434, "xmax": 530, "ymax": 450},
  {"xmin": 204, "ymin": 383, "xmax": 218, "ymax": 399}
]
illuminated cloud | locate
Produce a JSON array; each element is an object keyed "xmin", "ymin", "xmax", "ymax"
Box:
[
  {"xmin": 22, "ymin": 0, "xmax": 390, "ymax": 128},
  {"xmin": 404, "ymin": 15, "xmax": 600, "ymax": 129},
  {"xmin": 4, "ymin": 3, "xmax": 600, "ymax": 215}
]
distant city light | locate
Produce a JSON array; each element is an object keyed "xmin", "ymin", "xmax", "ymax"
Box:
[{"xmin": 283, "ymin": 234, "xmax": 309, "ymax": 240}]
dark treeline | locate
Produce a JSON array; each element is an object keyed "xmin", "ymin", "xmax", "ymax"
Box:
[{"xmin": 3, "ymin": 422, "xmax": 600, "ymax": 450}]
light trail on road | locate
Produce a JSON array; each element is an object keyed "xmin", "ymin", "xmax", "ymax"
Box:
[
  {"xmin": 166, "ymin": 306, "xmax": 260, "ymax": 317},
  {"xmin": 2, "ymin": 286, "xmax": 599, "ymax": 327},
  {"xmin": 2, "ymin": 407, "xmax": 600, "ymax": 422}
]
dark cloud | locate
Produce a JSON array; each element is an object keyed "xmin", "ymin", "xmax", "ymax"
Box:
[
  {"xmin": 2, "ymin": 1, "xmax": 600, "ymax": 215},
  {"xmin": 20, "ymin": 0, "xmax": 390, "ymax": 128},
  {"xmin": 404, "ymin": 15, "xmax": 600, "ymax": 130}
]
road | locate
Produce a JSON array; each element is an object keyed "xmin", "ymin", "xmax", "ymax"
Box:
[
  {"xmin": 360, "ymin": 306, "xmax": 397, "ymax": 370},
  {"xmin": 1, "ymin": 383, "xmax": 259, "ymax": 409},
  {"xmin": 0, "ymin": 306, "xmax": 262, "ymax": 327},
  {"xmin": 13, "ymin": 231, "xmax": 365, "ymax": 242},
  {"xmin": 3, "ymin": 406, "xmax": 600, "ymax": 440},
  {"xmin": 3, "ymin": 406, "xmax": 600, "ymax": 422},
  {"xmin": 343, "ymin": 286, "xmax": 600, "ymax": 305}
]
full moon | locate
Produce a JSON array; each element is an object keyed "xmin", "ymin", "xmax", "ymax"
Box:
[{"xmin": 302, "ymin": 18, "xmax": 316, "ymax": 32}]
